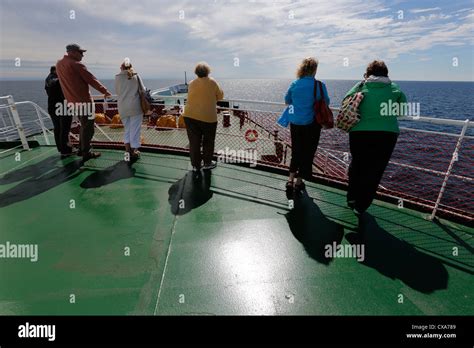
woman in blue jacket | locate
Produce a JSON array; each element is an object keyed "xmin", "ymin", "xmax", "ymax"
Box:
[{"xmin": 284, "ymin": 57, "xmax": 330, "ymax": 192}]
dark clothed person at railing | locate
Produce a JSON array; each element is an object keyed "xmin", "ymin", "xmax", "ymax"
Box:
[
  {"xmin": 345, "ymin": 60, "xmax": 407, "ymax": 215},
  {"xmin": 44, "ymin": 66, "xmax": 72, "ymax": 157}
]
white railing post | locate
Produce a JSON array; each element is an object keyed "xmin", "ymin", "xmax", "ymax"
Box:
[
  {"xmin": 7, "ymin": 95, "xmax": 29, "ymax": 150},
  {"xmin": 34, "ymin": 105, "xmax": 51, "ymax": 145},
  {"xmin": 429, "ymin": 119, "xmax": 470, "ymax": 220}
]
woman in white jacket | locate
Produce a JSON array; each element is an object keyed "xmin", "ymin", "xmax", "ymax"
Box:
[{"xmin": 114, "ymin": 60, "xmax": 145, "ymax": 160}]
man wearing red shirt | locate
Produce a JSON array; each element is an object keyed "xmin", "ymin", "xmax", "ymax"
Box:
[{"xmin": 56, "ymin": 43, "xmax": 112, "ymax": 162}]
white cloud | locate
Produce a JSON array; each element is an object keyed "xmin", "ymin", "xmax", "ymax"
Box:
[
  {"xmin": 0, "ymin": 0, "xmax": 472, "ymax": 80},
  {"xmin": 409, "ymin": 7, "xmax": 441, "ymax": 14}
]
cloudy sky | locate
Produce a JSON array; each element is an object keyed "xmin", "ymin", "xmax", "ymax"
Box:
[{"xmin": 0, "ymin": 0, "xmax": 473, "ymax": 81}]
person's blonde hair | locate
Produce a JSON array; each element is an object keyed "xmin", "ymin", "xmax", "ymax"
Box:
[
  {"xmin": 121, "ymin": 60, "xmax": 135, "ymax": 79},
  {"xmin": 296, "ymin": 57, "xmax": 318, "ymax": 78},
  {"xmin": 195, "ymin": 62, "xmax": 211, "ymax": 78}
]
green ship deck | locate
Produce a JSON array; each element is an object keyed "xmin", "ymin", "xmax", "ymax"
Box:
[{"xmin": 0, "ymin": 146, "xmax": 473, "ymax": 315}]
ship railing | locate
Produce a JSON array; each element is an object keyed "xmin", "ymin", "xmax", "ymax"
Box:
[
  {"xmin": 91, "ymin": 95, "xmax": 474, "ymax": 224},
  {"xmin": 0, "ymin": 95, "xmax": 67, "ymax": 151},
  {"xmin": 0, "ymin": 94, "xmax": 472, "ymax": 225},
  {"xmin": 0, "ymin": 95, "xmax": 80, "ymax": 150}
]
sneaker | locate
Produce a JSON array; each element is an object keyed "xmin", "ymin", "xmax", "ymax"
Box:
[
  {"xmin": 129, "ymin": 150, "xmax": 140, "ymax": 162},
  {"xmin": 202, "ymin": 161, "xmax": 217, "ymax": 170},
  {"xmin": 64, "ymin": 146, "xmax": 79, "ymax": 154},
  {"xmin": 82, "ymin": 151, "xmax": 101, "ymax": 162},
  {"xmin": 60, "ymin": 145, "xmax": 79, "ymax": 158}
]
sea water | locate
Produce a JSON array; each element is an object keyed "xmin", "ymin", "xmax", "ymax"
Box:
[{"xmin": 0, "ymin": 79, "xmax": 472, "ymax": 136}]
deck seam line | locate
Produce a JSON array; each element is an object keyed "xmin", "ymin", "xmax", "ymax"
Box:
[
  {"xmin": 0, "ymin": 145, "xmax": 23, "ymax": 155},
  {"xmin": 153, "ymin": 214, "xmax": 178, "ymax": 315},
  {"xmin": 0, "ymin": 147, "xmax": 56, "ymax": 177}
]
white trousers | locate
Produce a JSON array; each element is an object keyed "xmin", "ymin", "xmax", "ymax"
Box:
[{"xmin": 122, "ymin": 114, "xmax": 142, "ymax": 148}]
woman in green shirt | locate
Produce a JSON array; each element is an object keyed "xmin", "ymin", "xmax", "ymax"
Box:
[{"xmin": 345, "ymin": 60, "xmax": 407, "ymax": 216}]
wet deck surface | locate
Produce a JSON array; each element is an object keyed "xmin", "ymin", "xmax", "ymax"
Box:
[{"xmin": 0, "ymin": 146, "xmax": 473, "ymax": 315}]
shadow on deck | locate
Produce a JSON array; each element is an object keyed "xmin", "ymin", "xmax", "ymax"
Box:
[{"xmin": 0, "ymin": 147, "xmax": 472, "ymax": 315}]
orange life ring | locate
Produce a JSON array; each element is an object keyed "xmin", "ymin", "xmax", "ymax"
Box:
[{"xmin": 245, "ymin": 129, "xmax": 258, "ymax": 142}]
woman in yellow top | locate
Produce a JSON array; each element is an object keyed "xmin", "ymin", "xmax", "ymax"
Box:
[{"xmin": 183, "ymin": 62, "xmax": 224, "ymax": 173}]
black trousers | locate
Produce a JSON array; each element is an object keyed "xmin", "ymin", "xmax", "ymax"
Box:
[
  {"xmin": 183, "ymin": 117, "xmax": 218, "ymax": 169},
  {"xmin": 79, "ymin": 116, "xmax": 95, "ymax": 155},
  {"xmin": 48, "ymin": 105, "xmax": 72, "ymax": 154},
  {"xmin": 289, "ymin": 122, "xmax": 321, "ymax": 180},
  {"xmin": 347, "ymin": 131, "xmax": 398, "ymax": 213}
]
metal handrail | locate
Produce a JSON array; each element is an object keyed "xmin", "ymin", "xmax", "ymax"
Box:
[
  {"xmin": 429, "ymin": 119, "xmax": 470, "ymax": 220},
  {"xmin": 1, "ymin": 95, "xmax": 472, "ymax": 223},
  {"xmin": 2, "ymin": 94, "xmax": 471, "ymax": 139},
  {"xmin": 90, "ymin": 94, "xmax": 473, "ymax": 129}
]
